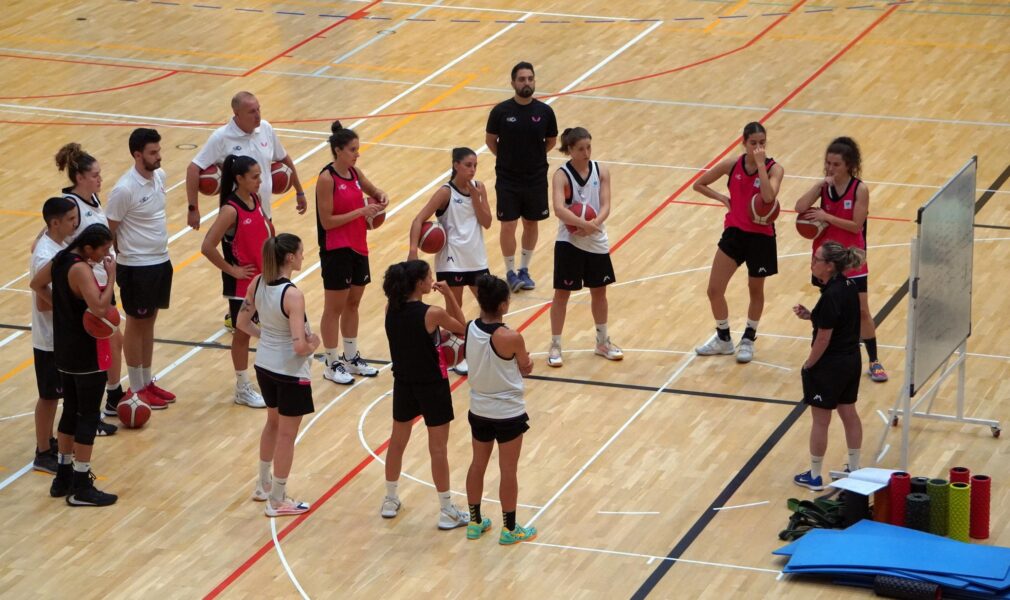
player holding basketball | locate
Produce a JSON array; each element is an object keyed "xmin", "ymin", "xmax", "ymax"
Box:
[
  {"xmin": 408, "ymin": 147, "xmax": 493, "ymax": 375},
  {"xmin": 693, "ymin": 122, "xmax": 784, "ymax": 363},
  {"xmin": 547, "ymin": 127, "xmax": 622, "ymax": 368},
  {"xmin": 792, "ymin": 241, "xmax": 865, "ymax": 491},
  {"xmin": 237, "ymin": 233, "xmax": 319, "ymax": 517},
  {"xmin": 380, "ymin": 260, "xmax": 470, "ymax": 530},
  {"xmin": 793, "ymin": 137, "xmax": 887, "ymax": 382},
  {"xmin": 201, "ymin": 155, "xmax": 273, "ymax": 409},
  {"xmin": 464, "ymin": 274, "xmax": 537, "ymax": 544},
  {"xmin": 316, "ymin": 121, "xmax": 387, "ymax": 385}
]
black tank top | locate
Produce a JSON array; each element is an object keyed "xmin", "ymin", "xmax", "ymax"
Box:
[
  {"xmin": 51, "ymin": 251, "xmax": 100, "ymax": 374},
  {"xmin": 384, "ymin": 300, "xmax": 444, "ymax": 383}
]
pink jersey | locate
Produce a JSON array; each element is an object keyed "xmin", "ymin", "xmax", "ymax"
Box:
[
  {"xmin": 813, "ymin": 177, "xmax": 868, "ymax": 278},
  {"xmin": 223, "ymin": 194, "xmax": 273, "ymax": 298},
  {"xmin": 318, "ymin": 165, "xmax": 368, "ymax": 255},
  {"xmin": 723, "ymin": 155, "xmax": 777, "ymax": 236}
]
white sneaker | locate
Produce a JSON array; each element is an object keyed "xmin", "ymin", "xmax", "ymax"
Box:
[
  {"xmin": 323, "ymin": 360, "xmax": 354, "ymax": 385},
  {"xmin": 342, "ymin": 353, "xmax": 378, "ymax": 377},
  {"xmin": 548, "ymin": 343, "xmax": 563, "ymax": 368},
  {"xmin": 381, "ymin": 495, "xmax": 401, "ymax": 518},
  {"xmin": 736, "ymin": 338, "xmax": 755, "ymax": 363},
  {"xmin": 234, "ymin": 382, "xmax": 266, "ymax": 408},
  {"xmin": 695, "ymin": 336, "xmax": 734, "ymax": 356},
  {"xmin": 265, "ymin": 496, "xmax": 310, "ymax": 517},
  {"xmin": 437, "ymin": 504, "xmax": 470, "ymax": 530},
  {"xmin": 252, "ymin": 479, "xmax": 271, "ymax": 502},
  {"xmin": 454, "ymin": 359, "xmax": 468, "ymax": 375},
  {"xmin": 595, "ymin": 338, "xmax": 624, "ymax": 361}
]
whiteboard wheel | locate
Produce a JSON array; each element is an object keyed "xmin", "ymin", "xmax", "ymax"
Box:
[
  {"xmin": 892, "ymin": 416, "xmax": 900, "ymax": 427},
  {"xmin": 992, "ymin": 426, "xmax": 1001, "ymax": 438}
]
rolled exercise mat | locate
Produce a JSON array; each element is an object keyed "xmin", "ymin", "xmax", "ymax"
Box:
[
  {"xmin": 905, "ymin": 493, "xmax": 931, "ymax": 532},
  {"xmin": 911, "ymin": 476, "xmax": 930, "ymax": 495},
  {"xmin": 889, "ymin": 472, "xmax": 911, "ymax": 526},
  {"xmin": 873, "ymin": 488, "xmax": 891, "ymax": 523},
  {"xmin": 950, "ymin": 466, "xmax": 971, "ymax": 484},
  {"xmin": 926, "ymin": 478, "xmax": 948, "ymax": 536},
  {"xmin": 948, "ymin": 481, "xmax": 971, "ymax": 542},
  {"xmin": 970, "ymin": 474, "xmax": 990, "ymax": 539},
  {"xmin": 842, "ymin": 491, "xmax": 870, "ymax": 527},
  {"xmin": 872, "ymin": 575, "xmax": 941, "ymax": 600}
]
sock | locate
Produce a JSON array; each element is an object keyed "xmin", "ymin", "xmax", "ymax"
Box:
[
  {"xmin": 847, "ymin": 448, "xmax": 861, "ymax": 471},
  {"xmin": 595, "ymin": 323, "xmax": 608, "ymax": 346},
  {"xmin": 810, "ymin": 455, "xmax": 824, "ymax": 480},
  {"xmin": 270, "ymin": 476, "xmax": 287, "ymax": 504},
  {"xmin": 469, "ymin": 503, "xmax": 482, "ymax": 524},
  {"xmin": 438, "ymin": 490, "xmax": 452, "ymax": 511},
  {"xmin": 520, "ymin": 248, "xmax": 534, "ymax": 270},
  {"xmin": 73, "ymin": 460, "xmax": 91, "ymax": 473},
  {"xmin": 551, "ymin": 334, "xmax": 562, "ymax": 347},
  {"xmin": 325, "ymin": 348, "xmax": 340, "ymax": 366},
  {"xmin": 385, "ymin": 480, "xmax": 398, "ymax": 499},
  {"xmin": 127, "ymin": 366, "xmax": 145, "ymax": 392},
  {"xmin": 343, "ymin": 338, "xmax": 358, "ymax": 360},
  {"xmin": 236, "ymin": 370, "xmax": 250, "ymax": 387},
  {"xmin": 58, "ymin": 453, "xmax": 72, "ymax": 465},
  {"xmin": 106, "ymin": 383, "xmax": 118, "ymax": 392},
  {"xmin": 106, "ymin": 385, "xmax": 124, "ymax": 406},
  {"xmin": 503, "ymin": 510, "xmax": 517, "ymax": 531},
  {"xmin": 142, "ymin": 367, "xmax": 152, "ymax": 387},
  {"xmin": 716, "ymin": 319, "xmax": 731, "ymax": 341},
  {"xmin": 259, "ymin": 460, "xmax": 272, "ymax": 487},
  {"xmin": 744, "ymin": 319, "xmax": 759, "ymax": 341},
  {"xmin": 504, "ymin": 255, "xmax": 516, "ymax": 273},
  {"xmin": 863, "ymin": 338, "xmax": 878, "ymax": 363}
]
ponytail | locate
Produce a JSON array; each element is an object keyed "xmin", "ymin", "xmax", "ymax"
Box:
[
  {"xmin": 475, "ymin": 273, "xmax": 510, "ymax": 314},
  {"xmin": 54, "ymin": 143, "xmax": 97, "ymax": 186},
  {"xmin": 219, "ymin": 154, "xmax": 258, "ymax": 207},
  {"xmin": 261, "ymin": 233, "xmax": 301, "ymax": 282},
  {"xmin": 559, "ymin": 127, "xmax": 591, "ymax": 155},
  {"xmin": 819, "ymin": 241, "xmax": 866, "ymax": 274},
  {"xmin": 826, "ymin": 136, "xmax": 862, "ymax": 179},
  {"xmin": 450, "ymin": 147, "xmax": 476, "ymax": 181},
  {"xmin": 382, "ymin": 260, "xmax": 430, "ymax": 311}
]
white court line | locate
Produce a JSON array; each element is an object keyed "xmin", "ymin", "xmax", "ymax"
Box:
[
  {"xmin": 0, "ymin": 462, "xmax": 33, "ymax": 492},
  {"xmin": 296, "ymin": 364, "xmax": 392, "ymax": 444},
  {"xmin": 527, "ymin": 540, "xmax": 782, "ymax": 575},
  {"xmin": 597, "ymin": 510, "xmax": 661, "ymax": 515},
  {"xmin": 345, "ymin": 0, "xmax": 644, "ymax": 20},
  {"xmin": 525, "ymin": 347, "xmax": 791, "ymax": 371},
  {"xmin": 270, "ymin": 518, "xmax": 310, "ymax": 600},
  {"xmin": 0, "ymin": 330, "xmax": 24, "ymax": 348},
  {"xmin": 713, "ymin": 500, "xmax": 770, "ymax": 511},
  {"xmin": 0, "ymin": 288, "xmax": 31, "ymax": 295},
  {"xmin": 0, "ymin": 411, "xmax": 33, "ymax": 422}
]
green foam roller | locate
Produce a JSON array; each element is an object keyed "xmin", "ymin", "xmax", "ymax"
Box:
[
  {"xmin": 927, "ymin": 478, "xmax": 948, "ymax": 536},
  {"xmin": 948, "ymin": 482, "xmax": 971, "ymax": 542}
]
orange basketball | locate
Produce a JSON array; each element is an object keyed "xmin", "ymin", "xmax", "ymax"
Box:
[
  {"xmin": 271, "ymin": 161, "xmax": 293, "ymax": 194},
  {"xmin": 117, "ymin": 395, "xmax": 152, "ymax": 429},
  {"xmin": 198, "ymin": 165, "xmax": 221, "ymax": 196},
  {"xmin": 83, "ymin": 306, "xmax": 120, "ymax": 339},
  {"xmin": 565, "ymin": 202, "xmax": 597, "ymax": 234},
  {"xmin": 439, "ymin": 330, "xmax": 465, "ymax": 368},
  {"xmin": 750, "ymin": 193, "xmax": 780, "ymax": 225},
  {"xmin": 796, "ymin": 218, "xmax": 827, "ymax": 240},
  {"xmin": 365, "ymin": 197, "xmax": 385, "ymax": 230},
  {"xmin": 418, "ymin": 221, "xmax": 446, "ymax": 254}
]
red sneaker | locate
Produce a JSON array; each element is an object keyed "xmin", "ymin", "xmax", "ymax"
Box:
[
  {"xmin": 135, "ymin": 387, "xmax": 168, "ymax": 410},
  {"xmin": 147, "ymin": 379, "xmax": 176, "ymax": 402}
]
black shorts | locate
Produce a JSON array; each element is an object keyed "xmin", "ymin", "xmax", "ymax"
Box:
[
  {"xmin": 33, "ymin": 348, "xmax": 63, "ymax": 400},
  {"xmin": 812, "ymin": 274, "xmax": 867, "ymax": 293},
  {"xmin": 718, "ymin": 227, "xmax": 778, "ymax": 278},
  {"xmin": 117, "ymin": 261, "xmax": 173, "ymax": 319},
  {"xmin": 496, "ymin": 180, "xmax": 549, "ymax": 222},
  {"xmin": 437, "ymin": 269, "xmax": 490, "ymax": 287},
  {"xmin": 392, "ymin": 379, "xmax": 454, "ymax": 427},
  {"xmin": 227, "ymin": 298, "xmax": 258, "ymax": 330},
  {"xmin": 320, "ymin": 248, "xmax": 371, "ymax": 291},
  {"xmin": 468, "ymin": 411, "xmax": 529, "ymax": 444},
  {"xmin": 255, "ymin": 366, "xmax": 315, "ymax": 417},
  {"xmin": 553, "ymin": 241, "xmax": 616, "ymax": 290},
  {"xmin": 802, "ymin": 353, "xmax": 861, "ymax": 410}
]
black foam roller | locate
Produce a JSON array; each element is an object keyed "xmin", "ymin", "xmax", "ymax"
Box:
[
  {"xmin": 905, "ymin": 493, "xmax": 931, "ymax": 532},
  {"xmin": 910, "ymin": 476, "xmax": 930, "ymax": 494},
  {"xmin": 873, "ymin": 574, "xmax": 940, "ymax": 599},
  {"xmin": 842, "ymin": 491, "xmax": 870, "ymax": 527}
]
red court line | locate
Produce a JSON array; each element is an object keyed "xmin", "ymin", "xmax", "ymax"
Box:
[
  {"xmin": 0, "ymin": 71, "xmax": 178, "ymax": 101},
  {"xmin": 669, "ymin": 199, "xmax": 913, "ymax": 223},
  {"xmin": 0, "ymin": 52, "xmax": 235, "ymax": 77}
]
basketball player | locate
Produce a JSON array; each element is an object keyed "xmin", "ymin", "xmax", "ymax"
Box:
[
  {"xmin": 464, "ymin": 274, "xmax": 537, "ymax": 544},
  {"xmin": 408, "ymin": 147, "xmax": 492, "ymax": 375},
  {"xmin": 692, "ymin": 122, "xmax": 784, "ymax": 363},
  {"xmin": 237, "ymin": 233, "xmax": 318, "ymax": 517},
  {"xmin": 486, "ymin": 61, "xmax": 558, "ymax": 292},
  {"xmin": 794, "ymin": 137, "xmax": 888, "ymax": 382},
  {"xmin": 380, "ymin": 260, "xmax": 470, "ymax": 530},
  {"xmin": 547, "ymin": 127, "xmax": 622, "ymax": 368}
]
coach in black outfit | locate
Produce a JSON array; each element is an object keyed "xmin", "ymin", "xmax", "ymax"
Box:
[{"xmin": 485, "ymin": 61, "xmax": 558, "ymax": 293}]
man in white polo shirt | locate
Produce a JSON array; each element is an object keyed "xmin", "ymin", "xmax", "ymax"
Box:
[{"xmin": 107, "ymin": 128, "xmax": 175, "ymax": 410}]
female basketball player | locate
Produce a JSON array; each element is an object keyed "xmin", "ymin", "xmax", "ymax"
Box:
[
  {"xmin": 237, "ymin": 233, "xmax": 319, "ymax": 517},
  {"xmin": 692, "ymin": 122, "xmax": 784, "ymax": 363},
  {"xmin": 547, "ymin": 127, "xmax": 622, "ymax": 368},
  {"xmin": 30, "ymin": 224, "xmax": 118, "ymax": 506},
  {"xmin": 380, "ymin": 260, "xmax": 470, "ymax": 530},
  {"xmin": 792, "ymin": 241, "xmax": 865, "ymax": 490},
  {"xmin": 201, "ymin": 154, "xmax": 273, "ymax": 409},
  {"xmin": 316, "ymin": 121, "xmax": 388, "ymax": 385},
  {"xmin": 465, "ymin": 274, "xmax": 537, "ymax": 544},
  {"xmin": 794, "ymin": 137, "xmax": 887, "ymax": 382},
  {"xmin": 408, "ymin": 147, "xmax": 493, "ymax": 375}
]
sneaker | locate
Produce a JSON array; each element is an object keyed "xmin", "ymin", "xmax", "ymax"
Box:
[
  {"xmin": 695, "ymin": 336, "xmax": 734, "ymax": 356},
  {"xmin": 547, "ymin": 343, "xmax": 563, "ymax": 368},
  {"xmin": 467, "ymin": 518, "xmax": 492, "ymax": 540},
  {"xmin": 33, "ymin": 445, "xmax": 58, "ymax": 475},
  {"xmin": 453, "ymin": 359, "xmax": 468, "ymax": 375},
  {"xmin": 95, "ymin": 419, "xmax": 118, "ymax": 437},
  {"xmin": 265, "ymin": 496, "xmax": 310, "ymax": 517},
  {"xmin": 50, "ymin": 464, "xmax": 73, "ymax": 497},
  {"xmin": 224, "ymin": 312, "xmax": 234, "ymax": 332},
  {"xmin": 438, "ymin": 504, "xmax": 470, "ymax": 530},
  {"xmin": 595, "ymin": 338, "xmax": 624, "ymax": 361},
  {"xmin": 506, "ymin": 270, "xmax": 522, "ymax": 293},
  {"xmin": 517, "ymin": 268, "xmax": 535, "ymax": 290},
  {"xmin": 134, "ymin": 387, "xmax": 167, "ymax": 410},
  {"xmin": 342, "ymin": 353, "xmax": 378, "ymax": 377},
  {"xmin": 252, "ymin": 479, "xmax": 271, "ymax": 502},
  {"xmin": 380, "ymin": 496, "xmax": 401, "ymax": 518},
  {"xmin": 234, "ymin": 382, "xmax": 266, "ymax": 408},
  {"xmin": 147, "ymin": 379, "xmax": 176, "ymax": 402},
  {"xmin": 323, "ymin": 360, "xmax": 354, "ymax": 385},
  {"xmin": 736, "ymin": 338, "xmax": 755, "ymax": 363},
  {"xmin": 66, "ymin": 471, "xmax": 118, "ymax": 507},
  {"xmin": 499, "ymin": 524, "xmax": 537, "ymax": 545},
  {"xmin": 793, "ymin": 470, "xmax": 825, "ymax": 491},
  {"xmin": 103, "ymin": 387, "xmax": 126, "ymax": 417},
  {"xmin": 868, "ymin": 361, "xmax": 888, "ymax": 382}
]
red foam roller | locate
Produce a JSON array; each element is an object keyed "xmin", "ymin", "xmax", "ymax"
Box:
[
  {"xmin": 889, "ymin": 472, "xmax": 911, "ymax": 526},
  {"xmin": 970, "ymin": 474, "xmax": 990, "ymax": 540},
  {"xmin": 950, "ymin": 466, "xmax": 971, "ymax": 484},
  {"xmin": 873, "ymin": 489, "xmax": 891, "ymax": 523}
]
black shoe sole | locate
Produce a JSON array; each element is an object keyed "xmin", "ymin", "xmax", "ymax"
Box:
[
  {"xmin": 33, "ymin": 465, "xmax": 57, "ymax": 475},
  {"xmin": 66, "ymin": 494, "xmax": 117, "ymax": 507}
]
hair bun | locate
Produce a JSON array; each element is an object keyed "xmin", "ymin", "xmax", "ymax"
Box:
[{"xmin": 331, "ymin": 120, "xmax": 343, "ymax": 134}]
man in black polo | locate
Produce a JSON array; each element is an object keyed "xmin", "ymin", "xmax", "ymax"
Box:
[{"xmin": 485, "ymin": 61, "xmax": 558, "ymax": 292}]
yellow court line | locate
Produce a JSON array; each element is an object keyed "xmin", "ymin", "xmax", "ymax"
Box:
[
  {"xmin": 0, "ymin": 357, "xmax": 34, "ymax": 385},
  {"xmin": 704, "ymin": 0, "xmax": 749, "ymax": 33}
]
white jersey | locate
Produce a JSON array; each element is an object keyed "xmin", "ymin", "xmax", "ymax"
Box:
[
  {"xmin": 465, "ymin": 320, "xmax": 525, "ymax": 419},
  {"xmin": 29, "ymin": 234, "xmax": 66, "ymax": 351},
  {"xmin": 253, "ymin": 277, "xmax": 313, "ymax": 380},
  {"xmin": 555, "ymin": 161, "xmax": 609, "ymax": 254},
  {"xmin": 63, "ymin": 190, "xmax": 114, "ymax": 286},
  {"xmin": 435, "ymin": 183, "xmax": 488, "ymax": 274},
  {"xmin": 106, "ymin": 167, "xmax": 170, "ymax": 267}
]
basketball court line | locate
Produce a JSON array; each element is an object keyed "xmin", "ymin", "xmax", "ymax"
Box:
[{"xmin": 527, "ymin": 540, "xmax": 782, "ymax": 575}]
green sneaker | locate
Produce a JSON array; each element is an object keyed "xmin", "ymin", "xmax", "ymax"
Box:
[
  {"xmin": 467, "ymin": 518, "xmax": 492, "ymax": 540},
  {"xmin": 499, "ymin": 524, "xmax": 537, "ymax": 545}
]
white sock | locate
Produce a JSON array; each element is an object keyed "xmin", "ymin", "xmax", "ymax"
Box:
[
  {"xmin": 715, "ymin": 318, "xmax": 730, "ymax": 331},
  {"xmin": 259, "ymin": 460, "xmax": 272, "ymax": 487},
  {"xmin": 73, "ymin": 460, "xmax": 91, "ymax": 473},
  {"xmin": 127, "ymin": 366, "xmax": 145, "ymax": 392},
  {"xmin": 343, "ymin": 338, "xmax": 358, "ymax": 360},
  {"xmin": 106, "ymin": 383, "xmax": 118, "ymax": 392},
  {"xmin": 270, "ymin": 476, "xmax": 287, "ymax": 504},
  {"xmin": 551, "ymin": 334, "xmax": 562, "ymax": 347},
  {"xmin": 236, "ymin": 370, "xmax": 250, "ymax": 387},
  {"xmin": 385, "ymin": 480, "xmax": 399, "ymax": 499},
  {"xmin": 58, "ymin": 453, "xmax": 72, "ymax": 465},
  {"xmin": 325, "ymin": 348, "xmax": 340, "ymax": 366},
  {"xmin": 141, "ymin": 366, "xmax": 152, "ymax": 387},
  {"xmin": 810, "ymin": 455, "xmax": 824, "ymax": 479},
  {"xmin": 746, "ymin": 319, "xmax": 759, "ymax": 331},
  {"xmin": 438, "ymin": 490, "xmax": 452, "ymax": 511},
  {"xmin": 504, "ymin": 255, "xmax": 515, "ymax": 273},
  {"xmin": 847, "ymin": 448, "xmax": 861, "ymax": 471},
  {"xmin": 520, "ymin": 248, "xmax": 534, "ymax": 270},
  {"xmin": 595, "ymin": 323, "xmax": 608, "ymax": 345}
]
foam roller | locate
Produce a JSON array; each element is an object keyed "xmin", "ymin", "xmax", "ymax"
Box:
[
  {"xmin": 905, "ymin": 493, "xmax": 930, "ymax": 532},
  {"xmin": 948, "ymin": 482, "xmax": 970, "ymax": 542},
  {"xmin": 872, "ymin": 575, "xmax": 941, "ymax": 599},
  {"xmin": 926, "ymin": 478, "xmax": 948, "ymax": 536},
  {"xmin": 970, "ymin": 475, "xmax": 990, "ymax": 540}
]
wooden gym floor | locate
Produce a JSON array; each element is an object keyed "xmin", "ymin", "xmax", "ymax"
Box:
[{"xmin": 0, "ymin": 0, "xmax": 1008, "ymax": 597}]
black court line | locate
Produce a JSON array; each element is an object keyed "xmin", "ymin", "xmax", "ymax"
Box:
[
  {"xmin": 973, "ymin": 163, "xmax": 1010, "ymax": 216},
  {"xmin": 974, "ymin": 223, "xmax": 1010, "ymax": 231},
  {"xmin": 527, "ymin": 373, "xmax": 797, "ymax": 407}
]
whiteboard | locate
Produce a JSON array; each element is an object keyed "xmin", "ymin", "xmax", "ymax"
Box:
[{"xmin": 909, "ymin": 157, "xmax": 976, "ymax": 395}]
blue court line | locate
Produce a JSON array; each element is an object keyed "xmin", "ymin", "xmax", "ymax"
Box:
[
  {"xmin": 900, "ymin": 7, "xmax": 1010, "ymax": 15},
  {"xmin": 276, "ymin": 10, "xmax": 305, "ymax": 15}
]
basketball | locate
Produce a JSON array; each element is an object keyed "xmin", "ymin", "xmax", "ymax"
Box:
[
  {"xmin": 117, "ymin": 395, "xmax": 152, "ymax": 429},
  {"xmin": 796, "ymin": 217, "xmax": 827, "ymax": 240},
  {"xmin": 750, "ymin": 193, "xmax": 780, "ymax": 225},
  {"xmin": 565, "ymin": 202, "xmax": 598, "ymax": 234},
  {"xmin": 198, "ymin": 164, "xmax": 221, "ymax": 196},
  {"xmin": 271, "ymin": 161, "xmax": 293, "ymax": 194},
  {"xmin": 418, "ymin": 221, "xmax": 446, "ymax": 254},
  {"xmin": 365, "ymin": 196, "xmax": 385, "ymax": 230},
  {"xmin": 439, "ymin": 330, "xmax": 465, "ymax": 368},
  {"xmin": 83, "ymin": 306, "xmax": 121, "ymax": 339}
]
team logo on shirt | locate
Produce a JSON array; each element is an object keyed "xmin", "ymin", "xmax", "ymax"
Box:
[
  {"xmin": 454, "ymin": 197, "xmax": 463, "ymax": 204},
  {"xmin": 243, "ymin": 218, "xmax": 253, "ymax": 225},
  {"xmin": 844, "ymin": 200, "xmax": 853, "ymax": 210},
  {"xmin": 532, "ymin": 116, "xmax": 541, "ymax": 122},
  {"xmin": 506, "ymin": 116, "xmax": 517, "ymax": 123},
  {"xmin": 735, "ymin": 174, "xmax": 742, "ymax": 180},
  {"xmin": 140, "ymin": 195, "xmax": 150, "ymax": 203},
  {"xmin": 233, "ymin": 145, "xmax": 242, "ymax": 151},
  {"xmin": 260, "ymin": 142, "xmax": 268, "ymax": 147},
  {"xmin": 339, "ymin": 184, "xmax": 347, "ymax": 190},
  {"xmin": 753, "ymin": 179, "xmax": 761, "ymax": 188}
]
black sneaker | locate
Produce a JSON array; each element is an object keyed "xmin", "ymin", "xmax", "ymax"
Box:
[
  {"xmin": 50, "ymin": 464, "xmax": 73, "ymax": 497},
  {"xmin": 95, "ymin": 419, "xmax": 118, "ymax": 437},
  {"xmin": 66, "ymin": 471, "xmax": 117, "ymax": 507},
  {"xmin": 103, "ymin": 386, "xmax": 125, "ymax": 417},
  {"xmin": 33, "ymin": 445, "xmax": 58, "ymax": 475}
]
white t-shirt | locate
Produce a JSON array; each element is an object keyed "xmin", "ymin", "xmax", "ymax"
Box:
[
  {"xmin": 435, "ymin": 182, "xmax": 488, "ymax": 274},
  {"xmin": 106, "ymin": 167, "xmax": 170, "ymax": 267},
  {"xmin": 29, "ymin": 234, "xmax": 66, "ymax": 351},
  {"xmin": 192, "ymin": 118, "xmax": 287, "ymax": 219}
]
